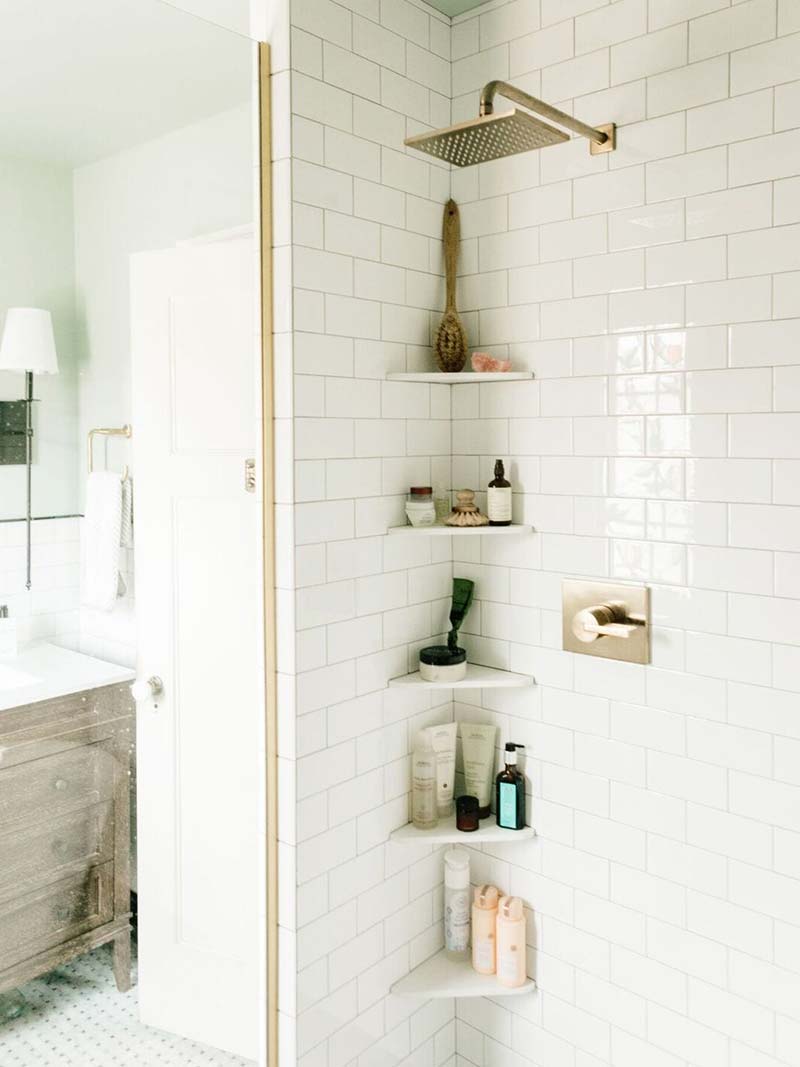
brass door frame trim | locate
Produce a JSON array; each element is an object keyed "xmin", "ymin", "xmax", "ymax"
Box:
[{"xmin": 258, "ymin": 42, "xmax": 278, "ymax": 1067}]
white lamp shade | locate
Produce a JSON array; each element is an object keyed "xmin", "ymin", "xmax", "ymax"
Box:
[{"xmin": 0, "ymin": 308, "xmax": 59, "ymax": 375}]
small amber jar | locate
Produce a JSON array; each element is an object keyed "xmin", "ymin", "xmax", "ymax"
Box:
[{"xmin": 456, "ymin": 795, "xmax": 480, "ymax": 832}]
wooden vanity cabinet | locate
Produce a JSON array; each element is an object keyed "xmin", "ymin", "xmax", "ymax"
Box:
[{"xmin": 0, "ymin": 683, "xmax": 134, "ymax": 993}]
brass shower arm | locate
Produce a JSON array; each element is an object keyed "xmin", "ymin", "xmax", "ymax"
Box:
[{"xmin": 479, "ymin": 80, "xmax": 611, "ymax": 147}]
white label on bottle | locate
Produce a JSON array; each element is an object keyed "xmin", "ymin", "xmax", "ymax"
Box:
[
  {"xmin": 473, "ymin": 936, "xmax": 494, "ymax": 972},
  {"xmin": 445, "ymin": 890, "xmax": 470, "ymax": 953},
  {"xmin": 487, "ymin": 487, "xmax": 512, "ymax": 523}
]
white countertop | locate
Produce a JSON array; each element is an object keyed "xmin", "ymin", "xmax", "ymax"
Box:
[{"xmin": 0, "ymin": 643, "xmax": 136, "ymax": 712}]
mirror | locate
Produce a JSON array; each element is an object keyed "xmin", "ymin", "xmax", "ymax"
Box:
[{"xmin": 0, "ymin": 0, "xmax": 253, "ymax": 522}]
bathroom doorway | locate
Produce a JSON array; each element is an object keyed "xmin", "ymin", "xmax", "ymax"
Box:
[{"xmin": 0, "ymin": 1, "xmax": 273, "ymax": 1063}]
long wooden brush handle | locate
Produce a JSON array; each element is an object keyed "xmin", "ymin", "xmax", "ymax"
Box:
[{"xmin": 443, "ymin": 199, "xmax": 460, "ymax": 309}]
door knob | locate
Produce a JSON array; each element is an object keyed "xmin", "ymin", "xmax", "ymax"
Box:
[{"xmin": 131, "ymin": 676, "xmax": 164, "ymax": 704}]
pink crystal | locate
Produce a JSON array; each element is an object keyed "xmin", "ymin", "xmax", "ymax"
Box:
[{"xmin": 471, "ymin": 352, "xmax": 512, "ymax": 373}]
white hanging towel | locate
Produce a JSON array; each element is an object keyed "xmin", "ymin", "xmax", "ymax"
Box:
[
  {"xmin": 120, "ymin": 477, "xmax": 134, "ymax": 548},
  {"xmin": 81, "ymin": 471, "xmax": 123, "ymax": 612}
]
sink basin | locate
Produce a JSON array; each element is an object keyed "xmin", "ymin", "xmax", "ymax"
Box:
[{"xmin": 0, "ymin": 663, "xmax": 39, "ymax": 690}]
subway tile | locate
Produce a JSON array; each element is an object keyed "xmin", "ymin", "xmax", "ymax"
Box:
[
  {"xmin": 611, "ymin": 782, "xmax": 684, "ymax": 839},
  {"xmin": 647, "ymin": 917, "xmax": 727, "ymax": 987},
  {"xmin": 686, "ymin": 183, "xmax": 772, "ymax": 238},
  {"xmin": 647, "ymin": 326, "xmax": 727, "ymax": 372},
  {"xmin": 511, "ymin": 21, "xmax": 574, "ymax": 76},
  {"xmin": 774, "ymin": 272, "xmax": 800, "ymax": 318},
  {"xmin": 610, "ymin": 946, "xmax": 687, "ymax": 1014},
  {"xmin": 646, "ymin": 237, "xmax": 726, "ymax": 287},
  {"xmin": 610, "ymin": 114, "xmax": 687, "ymax": 169},
  {"xmin": 480, "ymin": 0, "xmax": 541, "ymax": 50},
  {"xmin": 575, "ymin": 79, "xmax": 649, "ymax": 128},
  {"xmin": 729, "ymin": 591, "xmax": 800, "ymax": 645},
  {"xmin": 543, "ymin": 49, "xmax": 611, "ymax": 102},
  {"xmin": 575, "ymin": 250, "xmax": 646, "ymax": 295},
  {"xmin": 687, "ymin": 89, "xmax": 774, "ymax": 151},
  {"xmin": 610, "ymin": 287, "xmax": 684, "ymax": 332},
  {"xmin": 541, "ymin": 295, "xmax": 608, "ymax": 339},
  {"xmin": 645, "ymin": 414, "xmax": 726, "ymax": 458},
  {"xmin": 324, "ymin": 127, "xmax": 381, "ymax": 181},
  {"xmin": 730, "ymin": 128, "xmax": 800, "ymax": 185},
  {"xmin": 686, "ymin": 367, "xmax": 772, "ymax": 413},
  {"xmin": 686, "ymin": 895, "xmax": 774, "ymax": 969},
  {"xmin": 688, "ymin": 545, "xmax": 773, "ymax": 594},
  {"xmin": 646, "ymin": 147, "xmax": 727, "ymax": 203},
  {"xmin": 646, "ymin": 500, "xmax": 727, "ymax": 545},
  {"xmin": 731, "ymin": 503, "xmax": 800, "ymax": 549},
  {"xmin": 730, "ymin": 413, "xmax": 800, "ymax": 458},
  {"xmin": 730, "ymin": 318, "xmax": 800, "ymax": 367},
  {"xmin": 733, "ymin": 225, "xmax": 800, "ymax": 286},
  {"xmin": 576, "ymin": 0, "xmax": 648, "ymax": 52},
  {"xmin": 575, "ymin": 167, "xmax": 646, "ymax": 218},
  {"xmin": 610, "ymin": 199, "xmax": 685, "ymax": 250},
  {"xmin": 777, "ymin": 77, "xmax": 800, "ymax": 131},
  {"xmin": 508, "ymin": 261, "xmax": 572, "ymax": 304},
  {"xmin": 731, "ymin": 32, "xmax": 800, "ymax": 94},
  {"xmin": 685, "ymin": 631, "xmax": 771, "ymax": 684},
  {"xmin": 611, "ymin": 25, "xmax": 688, "ymax": 83},
  {"xmin": 690, "ymin": 0, "xmax": 777, "ymax": 62},
  {"xmin": 648, "ymin": 56, "xmax": 729, "ymax": 118},
  {"xmin": 685, "ymin": 277, "xmax": 772, "ymax": 327},
  {"xmin": 541, "ymin": 215, "xmax": 607, "ymax": 263}
]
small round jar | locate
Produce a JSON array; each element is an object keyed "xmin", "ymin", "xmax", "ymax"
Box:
[
  {"xmin": 419, "ymin": 644, "xmax": 467, "ymax": 682},
  {"xmin": 456, "ymin": 795, "xmax": 479, "ymax": 832},
  {"xmin": 405, "ymin": 486, "xmax": 436, "ymax": 527}
]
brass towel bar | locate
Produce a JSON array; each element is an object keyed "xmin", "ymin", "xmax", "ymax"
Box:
[{"xmin": 87, "ymin": 424, "xmax": 132, "ymax": 481}]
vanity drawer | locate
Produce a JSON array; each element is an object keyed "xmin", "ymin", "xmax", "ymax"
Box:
[
  {"xmin": 0, "ymin": 862, "xmax": 113, "ymax": 971},
  {"xmin": 0, "ymin": 803, "xmax": 114, "ymax": 901},
  {"xmin": 0, "ymin": 743, "xmax": 114, "ymax": 826}
]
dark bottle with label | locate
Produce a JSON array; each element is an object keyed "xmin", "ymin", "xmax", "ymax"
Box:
[
  {"xmin": 487, "ymin": 459, "xmax": 512, "ymax": 526},
  {"xmin": 495, "ymin": 743, "xmax": 526, "ymax": 830}
]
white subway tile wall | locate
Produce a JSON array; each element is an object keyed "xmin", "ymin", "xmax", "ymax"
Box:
[
  {"xmin": 282, "ymin": 2, "xmax": 457, "ymax": 1066},
  {"xmin": 447, "ymin": 0, "xmax": 800, "ymax": 1065},
  {"xmin": 278, "ymin": 0, "xmax": 800, "ymax": 1066}
]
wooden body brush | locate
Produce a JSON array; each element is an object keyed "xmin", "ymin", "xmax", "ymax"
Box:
[{"xmin": 435, "ymin": 199, "xmax": 468, "ymax": 373}]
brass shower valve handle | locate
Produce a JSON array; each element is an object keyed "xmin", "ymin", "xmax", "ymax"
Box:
[
  {"xmin": 562, "ymin": 580, "xmax": 650, "ymax": 664},
  {"xmin": 571, "ymin": 602, "xmax": 644, "ymax": 643}
]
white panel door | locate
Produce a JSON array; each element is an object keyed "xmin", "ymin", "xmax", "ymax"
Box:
[{"xmin": 131, "ymin": 231, "xmax": 261, "ymax": 1060}]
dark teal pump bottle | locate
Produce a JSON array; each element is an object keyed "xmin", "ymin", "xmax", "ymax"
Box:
[{"xmin": 496, "ymin": 743, "xmax": 526, "ymax": 830}]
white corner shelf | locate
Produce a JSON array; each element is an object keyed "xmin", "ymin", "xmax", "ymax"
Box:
[
  {"xmin": 387, "ymin": 523, "xmax": 533, "ymax": 537},
  {"xmin": 387, "ymin": 372, "xmax": 534, "ymax": 383},
  {"xmin": 390, "ymin": 815, "xmax": 535, "ymax": 846},
  {"xmin": 389, "ymin": 664, "xmax": 533, "ymax": 690},
  {"xmin": 391, "ymin": 949, "xmax": 536, "ymax": 999}
]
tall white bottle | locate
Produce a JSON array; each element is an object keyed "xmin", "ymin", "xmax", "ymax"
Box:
[
  {"xmin": 444, "ymin": 849, "xmax": 471, "ymax": 960},
  {"xmin": 412, "ymin": 731, "xmax": 438, "ymax": 830}
]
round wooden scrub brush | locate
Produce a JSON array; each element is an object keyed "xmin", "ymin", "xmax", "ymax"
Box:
[{"xmin": 435, "ymin": 199, "xmax": 468, "ymax": 373}]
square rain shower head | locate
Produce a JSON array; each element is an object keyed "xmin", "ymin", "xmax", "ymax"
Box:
[{"xmin": 404, "ymin": 108, "xmax": 569, "ymax": 167}]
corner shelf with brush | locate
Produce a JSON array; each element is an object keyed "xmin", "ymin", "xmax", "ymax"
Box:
[
  {"xmin": 388, "ymin": 523, "xmax": 533, "ymax": 537},
  {"xmin": 386, "ymin": 372, "xmax": 534, "ymax": 383}
]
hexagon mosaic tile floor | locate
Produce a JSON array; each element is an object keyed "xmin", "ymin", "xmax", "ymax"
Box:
[{"xmin": 0, "ymin": 944, "xmax": 255, "ymax": 1066}]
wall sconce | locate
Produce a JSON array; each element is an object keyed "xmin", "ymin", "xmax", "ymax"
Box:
[{"xmin": 0, "ymin": 308, "xmax": 60, "ymax": 589}]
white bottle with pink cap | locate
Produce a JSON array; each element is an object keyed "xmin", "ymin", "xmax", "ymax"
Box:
[{"xmin": 496, "ymin": 896, "xmax": 527, "ymax": 987}]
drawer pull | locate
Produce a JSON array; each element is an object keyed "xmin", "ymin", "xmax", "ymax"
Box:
[
  {"xmin": 53, "ymin": 779, "xmax": 68, "ymax": 792},
  {"xmin": 53, "ymin": 905, "xmax": 71, "ymax": 925}
]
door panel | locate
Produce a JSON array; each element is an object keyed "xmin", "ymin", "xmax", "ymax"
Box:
[{"xmin": 131, "ymin": 231, "xmax": 261, "ymax": 1059}]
